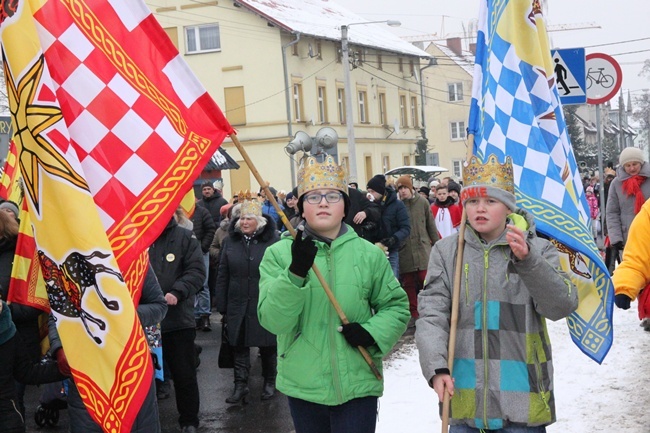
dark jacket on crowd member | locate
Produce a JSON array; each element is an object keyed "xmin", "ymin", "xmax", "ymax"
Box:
[
  {"xmin": 345, "ymin": 187, "xmax": 381, "ymax": 243},
  {"xmin": 150, "ymin": 218, "xmax": 205, "ymax": 333},
  {"xmin": 198, "ymin": 192, "xmax": 228, "ymax": 225},
  {"xmin": 48, "ymin": 267, "xmax": 167, "ymax": 433},
  {"xmin": 378, "ymin": 188, "xmax": 411, "ymax": 252},
  {"xmin": 1, "ymin": 301, "xmax": 65, "ymax": 433},
  {"xmin": 0, "ymin": 236, "xmax": 41, "ymax": 363},
  {"xmin": 191, "ymin": 204, "xmax": 216, "ymax": 254},
  {"xmin": 216, "ymin": 215, "xmax": 279, "ymax": 348}
]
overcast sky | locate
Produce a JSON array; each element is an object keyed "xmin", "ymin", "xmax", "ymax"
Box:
[{"xmin": 337, "ymin": 0, "xmax": 650, "ymax": 107}]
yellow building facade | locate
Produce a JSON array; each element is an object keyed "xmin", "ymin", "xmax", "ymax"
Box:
[{"xmin": 150, "ymin": 0, "xmax": 429, "ymax": 198}]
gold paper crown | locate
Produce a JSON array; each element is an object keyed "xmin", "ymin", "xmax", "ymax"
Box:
[
  {"xmin": 463, "ymin": 155, "xmax": 515, "ymax": 194},
  {"xmin": 238, "ymin": 190, "xmax": 262, "ymax": 216},
  {"xmin": 297, "ymin": 155, "xmax": 348, "ymax": 197}
]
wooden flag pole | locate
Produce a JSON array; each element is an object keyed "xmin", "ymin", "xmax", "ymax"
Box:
[
  {"xmin": 228, "ymin": 134, "xmax": 382, "ymax": 380},
  {"xmin": 441, "ymin": 134, "xmax": 474, "ymax": 432}
]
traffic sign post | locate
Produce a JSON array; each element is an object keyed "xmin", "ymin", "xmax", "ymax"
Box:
[
  {"xmin": 551, "ymin": 48, "xmax": 586, "ymax": 105},
  {"xmin": 583, "ymin": 52, "xmax": 622, "ymax": 238},
  {"xmin": 585, "ymin": 52, "xmax": 622, "ymax": 105}
]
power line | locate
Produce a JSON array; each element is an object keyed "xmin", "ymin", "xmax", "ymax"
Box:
[{"xmin": 582, "ymin": 36, "xmax": 650, "ymax": 49}]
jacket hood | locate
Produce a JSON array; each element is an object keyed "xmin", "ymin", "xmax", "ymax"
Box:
[
  {"xmin": 228, "ymin": 214, "xmax": 277, "ymax": 242},
  {"xmin": 382, "ymin": 188, "xmax": 397, "ymax": 206}
]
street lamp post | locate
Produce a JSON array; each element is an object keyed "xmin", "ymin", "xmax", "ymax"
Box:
[{"xmin": 341, "ymin": 20, "xmax": 400, "ymax": 183}]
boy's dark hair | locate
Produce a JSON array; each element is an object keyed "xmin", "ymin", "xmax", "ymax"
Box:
[{"xmin": 435, "ymin": 184, "xmax": 448, "ymax": 192}]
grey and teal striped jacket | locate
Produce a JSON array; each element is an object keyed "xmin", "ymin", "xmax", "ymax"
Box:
[{"xmin": 415, "ymin": 209, "xmax": 578, "ymax": 429}]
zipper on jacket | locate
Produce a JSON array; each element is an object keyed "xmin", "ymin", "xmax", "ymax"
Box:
[
  {"xmin": 482, "ymin": 249, "xmax": 490, "ymax": 428},
  {"xmin": 326, "ymin": 247, "xmax": 344, "ymax": 403},
  {"xmin": 533, "ymin": 341, "xmax": 551, "ymax": 413},
  {"xmin": 464, "ymin": 263, "xmax": 470, "ymax": 307}
]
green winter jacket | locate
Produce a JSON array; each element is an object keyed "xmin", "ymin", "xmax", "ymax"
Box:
[{"xmin": 258, "ymin": 225, "xmax": 409, "ymax": 405}]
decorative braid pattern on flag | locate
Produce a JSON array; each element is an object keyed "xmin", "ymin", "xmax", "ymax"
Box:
[
  {"xmin": 468, "ymin": 0, "xmax": 613, "ymax": 363},
  {"xmin": 1, "ymin": 0, "xmax": 232, "ymax": 431}
]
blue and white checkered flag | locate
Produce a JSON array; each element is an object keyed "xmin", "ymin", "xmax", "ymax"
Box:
[{"xmin": 468, "ymin": 0, "xmax": 613, "ymax": 363}]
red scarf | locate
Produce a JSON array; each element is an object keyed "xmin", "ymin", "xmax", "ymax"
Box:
[{"xmin": 621, "ymin": 175, "xmax": 647, "ymax": 214}]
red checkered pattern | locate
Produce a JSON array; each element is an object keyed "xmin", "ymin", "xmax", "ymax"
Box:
[{"xmin": 31, "ymin": 1, "xmax": 232, "ymax": 245}]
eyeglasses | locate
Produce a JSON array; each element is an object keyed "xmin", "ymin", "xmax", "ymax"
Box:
[{"xmin": 304, "ymin": 192, "xmax": 343, "ymax": 205}]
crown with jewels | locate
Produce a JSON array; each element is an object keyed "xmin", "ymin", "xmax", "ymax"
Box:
[
  {"xmin": 238, "ymin": 190, "xmax": 262, "ymax": 216},
  {"xmin": 463, "ymin": 155, "xmax": 515, "ymax": 194},
  {"xmin": 297, "ymin": 155, "xmax": 348, "ymax": 197}
]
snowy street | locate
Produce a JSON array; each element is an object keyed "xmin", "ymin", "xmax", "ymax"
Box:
[{"xmin": 378, "ymin": 304, "xmax": 650, "ymax": 432}]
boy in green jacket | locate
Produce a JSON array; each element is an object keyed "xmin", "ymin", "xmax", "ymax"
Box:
[{"xmin": 258, "ymin": 155, "xmax": 409, "ymax": 433}]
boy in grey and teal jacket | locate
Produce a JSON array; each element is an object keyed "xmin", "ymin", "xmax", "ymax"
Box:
[{"xmin": 416, "ymin": 156, "xmax": 578, "ymax": 431}]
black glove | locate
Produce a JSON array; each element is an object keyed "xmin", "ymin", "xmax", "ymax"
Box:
[
  {"xmin": 339, "ymin": 322, "xmax": 375, "ymax": 347},
  {"xmin": 380, "ymin": 236, "xmax": 398, "ymax": 248},
  {"xmin": 612, "ymin": 241, "xmax": 624, "ymax": 251},
  {"xmin": 289, "ymin": 229, "xmax": 317, "ymax": 278},
  {"xmin": 615, "ymin": 294, "xmax": 631, "ymax": 310}
]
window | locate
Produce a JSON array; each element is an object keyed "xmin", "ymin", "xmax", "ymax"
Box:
[
  {"xmin": 224, "ymin": 86, "xmax": 246, "ymax": 126},
  {"xmin": 336, "ymin": 43, "xmax": 342, "ymax": 63},
  {"xmin": 377, "ymin": 54, "xmax": 383, "ymax": 71},
  {"xmin": 341, "ymin": 156, "xmax": 350, "ymax": 175},
  {"xmin": 410, "ymin": 96, "xmax": 419, "ymax": 128},
  {"xmin": 358, "ymin": 91, "xmax": 368, "ymax": 123},
  {"xmin": 450, "ymin": 121, "xmax": 466, "ymax": 140},
  {"xmin": 378, "ymin": 92, "xmax": 387, "ymax": 125},
  {"xmin": 317, "ymin": 86, "xmax": 328, "ymax": 123},
  {"xmin": 185, "ymin": 24, "xmax": 220, "ymax": 54},
  {"xmin": 409, "ymin": 59, "xmax": 415, "ymax": 76},
  {"xmin": 292, "ymin": 42, "xmax": 299, "ymax": 56},
  {"xmin": 452, "ymin": 160, "xmax": 463, "ymax": 179},
  {"xmin": 398, "ymin": 57, "xmax": 403, "ymax": 73},
  {"xmin": 403, "ymin": 155, "xmax": 410, "ymax": 166},
  {"xmin": 448, "ymin": 82, "xmax": 464, "ymax": 102},
  {"xmin": 337, "ymin": 88, "xmax": 346, "ymax": 124},
  {"xmin": 382, "ymin": 155, "xmax": 390, "ymax": 172},
  {"xmin": 316, "ymin": 41, "xmax": 322, "ymax": 60},
  {"xmin": 399, "ymin": 95, "xmax": 407, "ymax": 128},
  {"xmin": 293, "ymin": 83, "xmax": 304, "ymax": 121}
]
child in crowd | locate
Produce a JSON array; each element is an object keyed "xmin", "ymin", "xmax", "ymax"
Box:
[
  {"xmin": 430, "ymin": 184, "xmax": 462, "ymax": 239},
  {"xmin": 258, "ymin": 156, "xmax": 409, "ymax": 433},
  {"xmin": 416, "ymin": 155, "xmax": 578, "ymax": 432}
]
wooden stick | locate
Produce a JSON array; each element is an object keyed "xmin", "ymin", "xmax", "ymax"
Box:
[
  {"xmin": 441, "ymin": 134, "xmax": 474, "ymax": 432},
  {"xmin": 228, "ymin": 134, "xmax": 382, "ymax": 380}
]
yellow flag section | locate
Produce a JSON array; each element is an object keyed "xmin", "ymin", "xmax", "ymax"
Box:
[
  {"xmin": 181, "ymin": 188, "xmax": 197, "ymax": 218},
  {"xmin": 2, "ymin": 1, "xmax": 150, "ymax": 432},
  {"xmin": 36, "ymin": 176, "xmax": 148, "ymax": 430}
]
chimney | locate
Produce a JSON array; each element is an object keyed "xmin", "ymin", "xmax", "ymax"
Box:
[
  {"xmin": 446, "ymin": 37, "xmax": 462, "ymax": 56},
  {"xmin": 469, "ymin": 43, "xmax": 477, "ymax": 55}
]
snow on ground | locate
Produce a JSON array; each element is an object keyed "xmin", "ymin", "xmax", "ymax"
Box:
[{"xmin": 377, "ymin": 304, "xmax": 650, "ymax": 432}]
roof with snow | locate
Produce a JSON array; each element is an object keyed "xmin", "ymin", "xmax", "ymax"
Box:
[
  {"xmin": 432, "ymin": 43, "xmax": 475, "ymax": 76},
  {"xmin": 236, "ymin": 0, "xmax": 429, "ymax": 58}
]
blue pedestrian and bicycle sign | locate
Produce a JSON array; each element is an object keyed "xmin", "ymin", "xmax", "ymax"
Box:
[{"xmin": 551, "ymin": 48, "xmax": 586, "ymax": 105}]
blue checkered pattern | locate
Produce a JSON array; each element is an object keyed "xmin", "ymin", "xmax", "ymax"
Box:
[{"xmin": 467, "ymin": 0, "xmax": 613, "ymax": 363}]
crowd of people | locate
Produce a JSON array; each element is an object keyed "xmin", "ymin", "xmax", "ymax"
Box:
[{"xmin": 2, "ymin": 145, "xmax": 650, "ymax": 433}]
